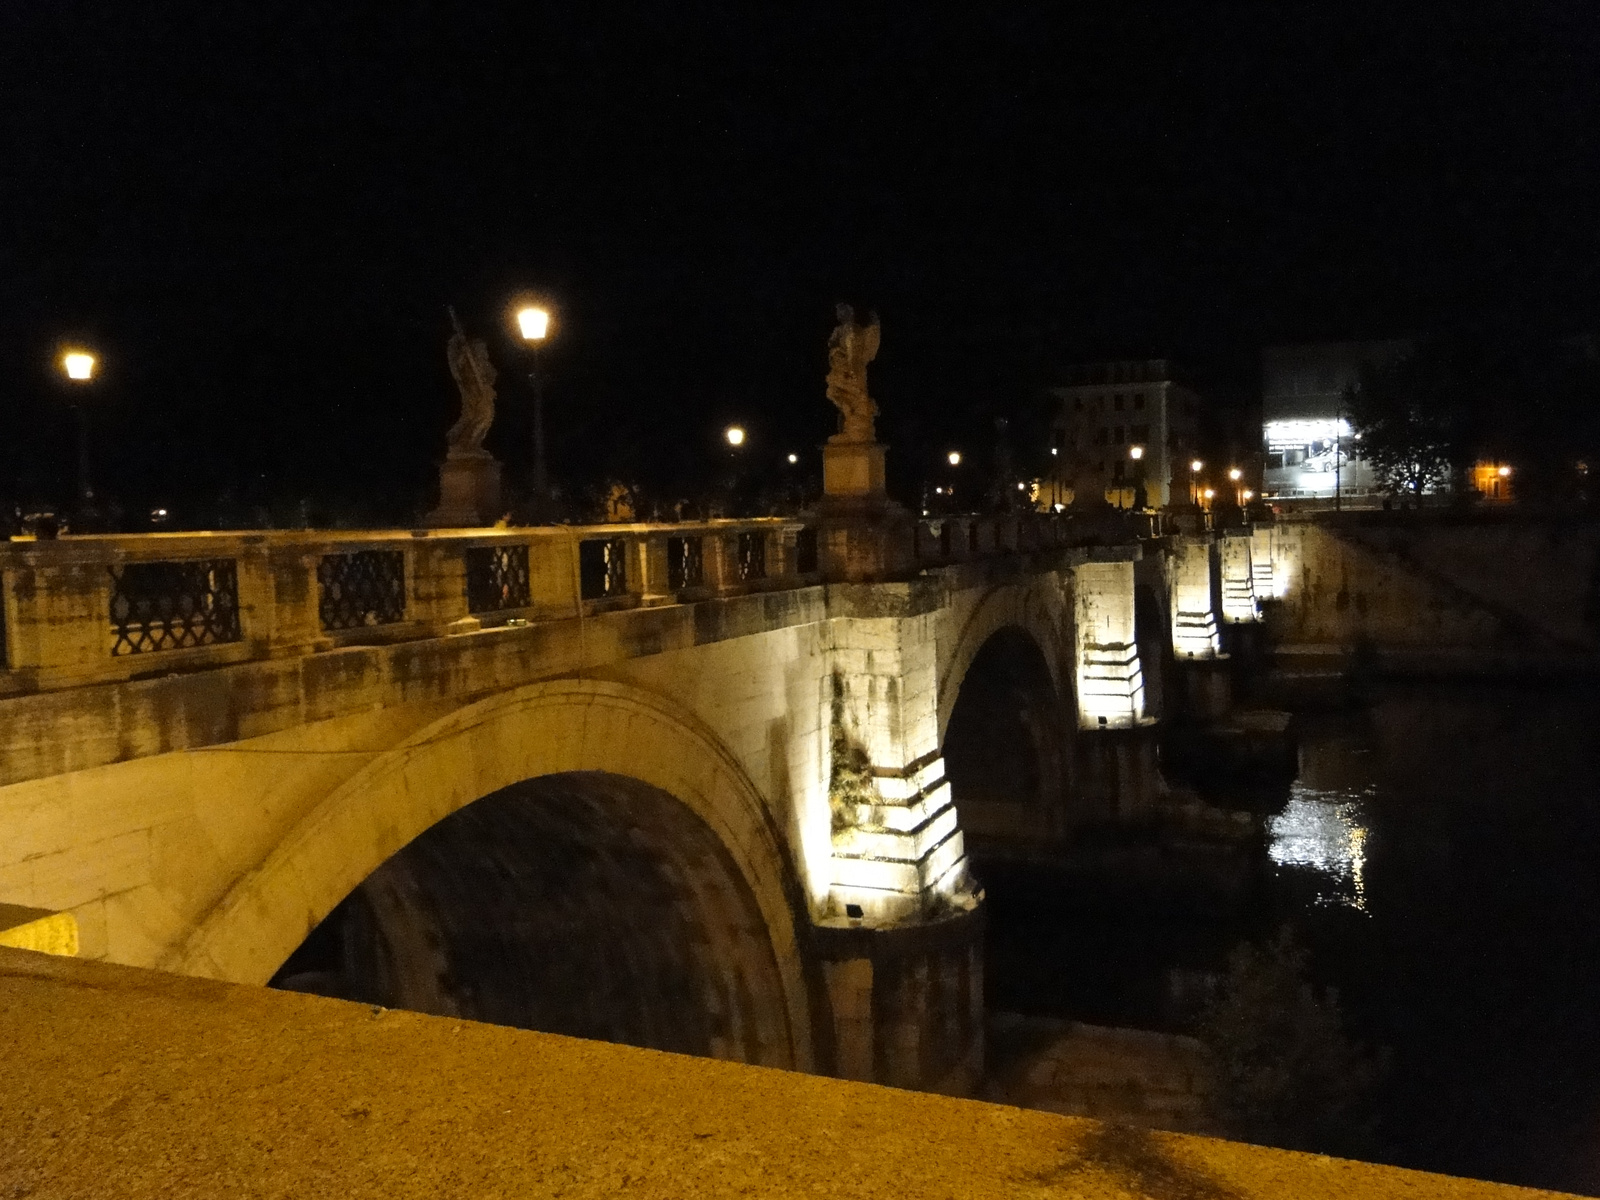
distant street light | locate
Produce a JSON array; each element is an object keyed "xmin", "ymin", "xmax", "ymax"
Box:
[
  {"xmin": 1191, "ymin": 459, "xmax": 1203, "ymax": 472},
  {"xmin": 725, "ymin": 425, "xmax": 746, "ymax": 447},
  {"xmin": 1243, "ymin": 489, "xmax": 1254, "ymax": 502},
  {"xmin": 787, "ymin": 452, "xmax": 798, "ymax": 464},
  {"xmin": 1129, "ymin": 445, "xmax": 1144, "ymax": 461},
  {"xmin": 947, "ymin": 450, "xmax": 962, "ymax": 467},
  {"xmin": 515, "ymin": 303, "xmax": 554, "ymax": 520},
  {"xmin": 1228, "ymin": 467, "xmax": 1242, "ymax": 481},
  {"xmin": 1497, "ymin": 465, "xmax": 1511, "ymax": 478},
  {"xmin": 60, "ymin": 348, "xmax": 98, "ymax": 518}
]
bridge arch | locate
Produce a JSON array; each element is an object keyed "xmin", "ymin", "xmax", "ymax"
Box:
[
  {"xmin": 937, "ymin": 580, "xmax": 1070, "ymax": 742},
  {"xmin": 165, "ymin": 678, "xmax": 815, "ymax": 1071},
  {"xmin": 937, "ymin": 583, "xmax": 1073, "ymax": 844}
]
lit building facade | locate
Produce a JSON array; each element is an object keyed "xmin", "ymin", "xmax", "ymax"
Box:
[
  {"xmin": 1048, "ymin": 360, "xmax": 1201, "ymax": 509},
  {"xmin": 1471, "ymin": 461, "xmax": 1514, "ymax": 502},
  {"xmin": 1260, "ymin": 341, "xmax": 1408, "ymax": 501}
]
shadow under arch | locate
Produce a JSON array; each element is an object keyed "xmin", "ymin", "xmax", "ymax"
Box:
[
  {"xmin": 271, "ymin": 770, "xmax": 795, "ymax": 1067},
  {"xmin": 942, "ymin": 625, "xmax": 1069, "ymax": 848},
  {"xmin": 164, "ymin": 678, "xmax": 816, "ymax": 1072}
]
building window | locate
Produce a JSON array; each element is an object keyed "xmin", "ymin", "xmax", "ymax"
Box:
[
  {"xmin": 1094, "ymin": 428, "xmax": 1107, "ymax": 445},
  {"xmin": 1134, "ymin": 393, "xmax": 1146, "ymax": 409},
  {"xmin": 1112, "ymin": 460, "xmax": 1125, "ymax": 481},
  {"xmin": 1074, "ymin": 397, "xmax": 1084, "ymax": 411},
  {"xmin": 1114, "ymin": 426, "xmax": 1125, "ymax": 443},
  {"xmin": 1133, "ymin": 424, "xmax": 1149, "ymax": 442},
  {"xmin": 1114, "ymin": 394, "xmax": 1126, "ymax": 411}
]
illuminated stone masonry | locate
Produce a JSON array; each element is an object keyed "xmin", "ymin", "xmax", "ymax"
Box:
[
  {"xmin": 1168, "ymin": 536, "xmax": 1222, "ymax": 660},
  {"xmin": 823, "ymin": 584, "xmax": 974, "ymax": 924},
  {"xmin": 1218, "ymin": 531, "xmax": 1261, "ymax": 624},
  {"xmin": 1073, "ymin": 556, "xmax": 1149, "ymax": 729},
  {"xmin": 1250, "ymin": 524, "xmax": 1280, "ymax": 599}
]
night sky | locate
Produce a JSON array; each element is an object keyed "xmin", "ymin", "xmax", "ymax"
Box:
[{"xmin": 4, "ymin": 4, "xmax": 1597, "ymax": 522}]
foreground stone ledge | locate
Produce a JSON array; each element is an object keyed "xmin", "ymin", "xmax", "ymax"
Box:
[{"xmin": 0, "ymin": 948, "xmax": 1572, "ymax": 1199}]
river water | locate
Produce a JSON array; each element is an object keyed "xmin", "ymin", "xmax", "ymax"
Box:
[{"xmin": 983, "ymin": 682, "xmax": 1600, "ymax": 1194}]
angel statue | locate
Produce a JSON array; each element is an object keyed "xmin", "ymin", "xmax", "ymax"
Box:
[
  {"xmin": 825, "ymin": 303, "xmax": 881, "ymax": 444},
  {"xmin": 445, "ymin": 306, "xmax": 497, "ymax": 458}
]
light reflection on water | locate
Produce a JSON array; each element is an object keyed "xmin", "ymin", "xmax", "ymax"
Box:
[{"xmin": 1267, "ymin": 783, "xmax": 1376, "ymax": 911}]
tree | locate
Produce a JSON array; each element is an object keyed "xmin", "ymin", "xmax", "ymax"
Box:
[
  {"xmin": 1344, "ymin": 353, "xmax": 1458, "ymax": 499},
  {"xmin": 1196, "ymin": 929, "xmax": 1382, "ymax": 1156}
]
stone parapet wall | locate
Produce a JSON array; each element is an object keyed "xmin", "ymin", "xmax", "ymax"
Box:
[{"xmin": 0, "ymin": 946, "xmax": 1567, "ymax": 1200}]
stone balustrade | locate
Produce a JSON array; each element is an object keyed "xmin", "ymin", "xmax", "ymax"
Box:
[
  {"xmin": 0, "ymin": 520, "xmax": 814, "ymax": 694},
  {"xmin": 0, "ymin": 510, "xmax": 1129, "ymax": 695}
]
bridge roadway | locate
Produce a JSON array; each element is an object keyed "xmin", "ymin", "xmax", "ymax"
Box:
[{"xmin": 0, "ymin": 511, "xmax": 1264, "ymax": 1093}]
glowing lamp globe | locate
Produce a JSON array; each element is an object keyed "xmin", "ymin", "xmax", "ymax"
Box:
[
  {"xmin": 63, "ymin": 352, "xmax": 96, "ymax": 381},
  {"xmin": 516, "ymin": 306, "xmax": 551, "ymax": 342}
]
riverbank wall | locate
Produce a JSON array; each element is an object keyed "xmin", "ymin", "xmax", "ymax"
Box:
[{"xmin": 1260, "ymin": 514, "xmax": 1600, "ymax": 678}]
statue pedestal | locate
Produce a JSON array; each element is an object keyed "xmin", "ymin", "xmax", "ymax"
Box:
[
  {"xmin": 425, "ymin": 454, "xmax": 503, "ymax": 528},
  {"xmin": 822, "ymin": 439, "xmax": 887, "ymax": 498},
  {"xmin": 816, "ymin": 440, "xmax": 913, "ymax": 582}
]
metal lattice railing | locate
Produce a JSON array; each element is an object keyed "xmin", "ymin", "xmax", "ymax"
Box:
[
  {"xmin": 579, "ymin": 539, "xmax": 627, "ymax": 600},
  {"xmin": 465, "ymin": 545, "xmax": 532, "ymax": 613},
  {"xmin": 109, "ymin": 559, "xmax": 242, "ymax": 656},
  {"xmin": 736, "ymin": 532, "xmax": 766, "ymax": 581},
  {"xmin": 667, "ymin": 536, "xmax": 703, "ymax": 591},
  {"xmin": 318, "ymin": 550, "xmax": 406, "ymax": 631}
]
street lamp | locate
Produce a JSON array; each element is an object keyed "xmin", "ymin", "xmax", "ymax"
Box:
[
  {"xmin": 1189, "ymin": 458, "xmax": 1203, "ymax": 505},
  {"xmin": 1129, "ymin": 445, "xmax": 1144, "ymax": 460},
  {"xmin": 60, "ymin": 348, "xmax": 98, "ymax": 518},
  {"xmin": 787, "ymin": 452, "xmax": 798, "ymax": 465},
  {"xmin": 1228, "ymin": 466, "xmax": 1243, "ymax": 507},
  {"xmin": 724, "ymin": 425, "xmax": 746, "ymax": 447},
  {"xmin": 947, "ymin": 450, "xmax": 962, "ymax": 467},
  {"xmin": 515, "ymin": 304, "xmax": 553, "ymax": 520}
]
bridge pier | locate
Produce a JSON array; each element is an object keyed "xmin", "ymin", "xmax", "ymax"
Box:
[{"xmin": 815, "ymin": 908, "xmax": 984, "ymax": 1094}]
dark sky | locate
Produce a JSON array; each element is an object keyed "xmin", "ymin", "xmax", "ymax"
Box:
[{"xmin": 3, "ymin": 3, "xmax": 1597, "ymax": 519}]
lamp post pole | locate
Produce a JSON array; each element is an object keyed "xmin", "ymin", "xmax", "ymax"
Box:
[
  {"xmin": 529, "ymin": 348, "xmax": 548, "ymax": 507},
  {"xmin": 1335, "ymin": 399, "xmax": 1344, "ymax": 513},
  {"xmin": 61, "ymin": 350, "xmax": 97, "ymax": 525},
  {"xmin": 515, "ymin": 305, "xmax": 553, "ymax": 522}
]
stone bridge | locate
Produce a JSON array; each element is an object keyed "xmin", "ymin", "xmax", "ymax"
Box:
[{"xmin": 0, "ymin": 511, "xmax": 1266, "ymax": 1094}]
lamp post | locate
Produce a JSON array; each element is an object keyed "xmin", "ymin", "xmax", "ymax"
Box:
[
  {"xmin": 943, "ymin": 450, "xmax": 962, "ymax": 511},
  {"xmin": 1190, "ymin": 459, "xmax": 1203, "ymax": 506},
  {"xmin": 515, "ymin": 305, "xmax": 552, "ymax": 520},
  {"xmin": 1228, "ymin": 466, "xmax": 1243, "ymax": 507},
  {"xmin": 61, "ymin": 350, "xmax": 97, "ymax": 522}
]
